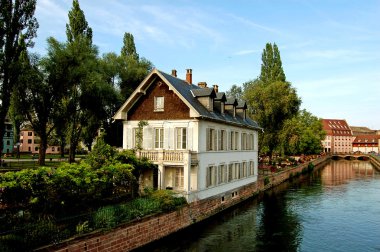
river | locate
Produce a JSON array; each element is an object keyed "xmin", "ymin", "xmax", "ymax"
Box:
[{"xmin": 135, "ymin": 160, "xmax": 380, "ymax": 252}]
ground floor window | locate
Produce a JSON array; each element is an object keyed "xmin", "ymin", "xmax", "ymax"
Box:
[{"xmin": 207, "ymin": 165, "xmax": 217, "ymax": 187}]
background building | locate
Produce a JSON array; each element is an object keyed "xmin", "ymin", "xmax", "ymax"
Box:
[{"xmin": 321, "ymin": 119, "xmax": 353, "ymax": 154}]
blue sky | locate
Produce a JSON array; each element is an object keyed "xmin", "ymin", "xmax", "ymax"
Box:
[{"xmin": 32, "ymin": 0, "xmax": 380, "ymax": 129}]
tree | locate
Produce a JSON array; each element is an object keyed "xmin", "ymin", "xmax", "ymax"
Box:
[
  {"xmin": 280, "ymin": 110, "xmax": 325, "ymax": 156},
  {"xmin": 244, "ymin": 43, "xmax": 300, "ymax": 159},
  {"xmin": 121, "ymin": 32, "xmax": 138, "ymax": 60},
  {"xmin": 259, "ymin": 43, "xmax": 286, "ymax": 84},
  {"xmin": 118, "ymin": 32, "xmax": 153, "ymax": 100},
  {"xmin": 226, "ymin": 84, "xmax": 243, "ymax": 101},
  {"xmin": 0, "ymin": 0, "xmax": 38, "ymax": 155}
]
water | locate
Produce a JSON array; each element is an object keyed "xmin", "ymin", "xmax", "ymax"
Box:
[{"xmin": 135, "ymin": 160, "xmax": 380, "ymax": 252}]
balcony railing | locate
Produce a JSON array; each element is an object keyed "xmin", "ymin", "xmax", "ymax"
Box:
[{"xmin": 136, "ymin": 150, "xmax": 187, "ymax": 163}]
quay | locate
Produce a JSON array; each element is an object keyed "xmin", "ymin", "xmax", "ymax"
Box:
[{"xmin": 38, "ymin": 156, "xmax": 330, "ymax": 252}]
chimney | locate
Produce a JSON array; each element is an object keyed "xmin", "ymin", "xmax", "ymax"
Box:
[
  {"xmin": 186, "ymin": 69, "xmax": 192, "ymax": 84},
  {"xmin": 213, "ymin": 84, "xmax": 219, "ymax": 93},
  {"xmin": 198, "ymin": 82, "xmax": 207, "ymax": 88},
  {"xmin": 171, "ymin": 69, "xmax": 177, "ymax": 77}
]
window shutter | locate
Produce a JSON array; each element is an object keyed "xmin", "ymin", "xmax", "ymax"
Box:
[
  {"xmin": 218, "ymin": 130, "xmax": 222, "ymax": 151},
  {"xmin": 206, "ymin": 128, "xmax": 210, "ymax": 151},
  {"xmin": 145, "ymin": 127, "xmax": 153, "ymax": 149},
  {"xmin": 213, "ymin": 130, "xmax": 217, "ymax": 151}
]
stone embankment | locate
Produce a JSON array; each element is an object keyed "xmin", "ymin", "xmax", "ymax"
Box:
[
  {"xmin": 369, "ymin": 155, "xmax": 380, "ymax": 170},
  {"xmin": 38, "ymin": 156, "xmax": 330, "ymax": 252}
]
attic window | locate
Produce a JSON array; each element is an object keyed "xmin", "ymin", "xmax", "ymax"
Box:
[{"xmin": 154, "ymin": 96, "xmax": 164, "ymax": 112}]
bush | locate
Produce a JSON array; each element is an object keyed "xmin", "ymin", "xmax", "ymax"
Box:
[
  {"xmin": 150, "ymin": 190, "xmax": 187, "ymax": 212},
  {"xmin": 93, "ymin": 206, "xmax": 117, "ymax": 229}
]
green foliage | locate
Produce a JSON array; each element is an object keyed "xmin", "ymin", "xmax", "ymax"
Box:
[
  {"xmin": 280, "ymin": 110, "xmax": 325, "ymax": 155},
  {"xmin": 260, "ymin": 43, "xmax": 286, "ymax": 83},
  {"xmin": 135, "ymin": 120, "xmax": 148, "ymax": 150},
  {"xmin": 0, "ymin": 0, "xmax": 38, "ymax": 154},
  {"xmin": 121, "ymin": 32, "xmax": 139, "ymax": 60},
  {"xmin": 244, "ymin": 79, "xmax": 301, "ymax": 157},
  {"xmin": 93, "ymin": 206, "xmax": 117, "ymax": 229},
  {"xmin": 226, "ymin": 84, "xmax": 243, "ymax": 101}
]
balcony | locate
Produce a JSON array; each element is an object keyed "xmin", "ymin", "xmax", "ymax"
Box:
[{"xmin": 135, "ymin": 150, "xmax": 197, "ymax": 164}]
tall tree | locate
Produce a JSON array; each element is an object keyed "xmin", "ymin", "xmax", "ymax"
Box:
[
  {"xmin": 118, "ymin": 32, "xmax": 152, "ymax": 100},
  {"xmin": 121, "ymin": 32, "xmax": 138, "ymax": 60},
  {"xmin": 16, "ymin": 49, "xmax": 64, "ymax": 165},
  {"xmin": 64, "ymin": 0, "xmax": 97, "ymax": 162},
  {"xmin": 244, "ymin": 43, "xmax": 300, "ymax": 159},
  {"xmin": 259, "ymin": 43, "xmax": 286, "ymax": 84},
  {"xmin": 0, "ymin": 0, "xmax": 38, "ymax": 155}
]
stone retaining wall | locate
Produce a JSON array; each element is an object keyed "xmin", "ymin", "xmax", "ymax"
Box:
[{"xmin": 38, "ymin": 156, "xmax": 330, "ymax": 252}]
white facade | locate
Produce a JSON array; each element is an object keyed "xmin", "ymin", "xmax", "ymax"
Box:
[{"xmin": 122, "ymin": 119, "xmax": 259, "ymax": 202}]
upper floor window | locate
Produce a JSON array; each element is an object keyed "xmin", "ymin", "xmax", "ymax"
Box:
[
  {"xmin": 206, "ymin": 128, "xmax": 216, "ymax": 151},
  {"xmin": 28, "ymin": 132, "xmax": 33, "ymax": 136},
  {"xmin": 230, "ymin": 131, "xmax": 239, "ymax": 150},
  {"xmin": 154, "ymin": 96, "xmax": 164, "ymax": 112},
  {"xmin": 28, "ymin": 139, "xmax": 32, "ymax": 144},
  {"xmin": 154, "ymin": 128, "xmax": 164, "ymax": 149},
  {"xmin": 176, "ymin": 128, "xmax": 187, "ymax": 149},
  {"xmin": 218, "ymin": 130, "xmax": 227, "ymax": 151}
]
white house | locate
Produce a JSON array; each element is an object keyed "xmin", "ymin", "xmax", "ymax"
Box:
[{"xmin": 113, "ymin": 69, "xmax": 261, "ymax": 202}]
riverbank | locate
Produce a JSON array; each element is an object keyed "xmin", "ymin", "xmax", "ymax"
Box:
[
  {"xmin": 37, "ymin": 155, "xmax": 330, "ymax": 252},
  {"xmin": 369, "ymin": 155, "xmax": 380, "ymax": 170}
]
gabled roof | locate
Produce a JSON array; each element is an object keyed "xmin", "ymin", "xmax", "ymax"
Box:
[
  {"xmin": 353, "ymin": 134, "xmax": 380, "ymax": 144},
  {"xmin": 191, "ymin": 87, "xmax": 216, "ymax": 98},
  {"xmin": 113, "ymin": 68, "xmax": 261, "ymax": 130},
  {"xmin": 225, "ymin": 98, "xmax": 238, "ymax": 106},
  {"xmin": 215, "ymin": 92, "xmax": 227, "ymax": 102},
  {"xmin": 321, "ymin": 119, "xmax": 352, "ymax": 136}
]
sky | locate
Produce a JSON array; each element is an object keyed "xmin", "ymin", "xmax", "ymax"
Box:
[{"xmin": 32, "ymin": 0, "xmax": 380, "ymax": 129}]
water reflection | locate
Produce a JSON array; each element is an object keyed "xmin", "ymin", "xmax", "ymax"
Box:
[
  {"xmin": 322, "ymin": 160, "xmax": 375, "ymax": 186},
  {"xmin": 134, "ymin": 161, "xmax": 380, "ymax": 252}
]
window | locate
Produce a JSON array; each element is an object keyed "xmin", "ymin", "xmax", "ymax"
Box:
[
  {"xmin": 249, "ymin": 161, "xmax": 254, "ymax": 176},
  {"xmin": 52, "ymin": 147, "xmax": 55, "ymax": 151},
  {"xmin": 6, "ymin": 140, "xmax": 10, "ymax": 145},
  {"xmin": 28, "ymin": 132, "xmax": 33, "ymax": 136},
  {"xmin": 154, "ymin": 96, "xmax": 164, "ymax": 111},
  {"xmin": 218, "ymin": 130, "xmax": 227, "ymax": 151},
  {"xmin": 35, "ymin": 147, "xmax": 39, "ymax": 151},
  {"xmin": 28, "ymin": 139, "xmax": 32, "ymax": 144},
  {"xmin": 234, "ymin": 163, "xmax": 240, "ymax": 180},
  {"xmin": 175, "ymin": 168, "xmax": 184, "ymax": 189},
  {"xmin": 241, "ymin": 133, "xmax": 247, "ymax": 150},
  {"xmin": 6, "ymin": 132, "xmax": 10, "ymax": 137},
  {"xmin": 230, "ymin": 131, "xmax": 239, "ymax": 150},
  {"xmin": 242, "ymin": 162, "xmax": 247, "ymax": 178},
  {"xmin": 176, "ymin": 128, "xmax": 187, "ymax": 149},
  {"xmin": 207, "ymin": 166, "xmax": 217, "ymax": 187},
  {"xmin": 218, "ymin": 164, "xmax": 227, "ymax": 184},
  {"xmin": 228, "ymin": 163, "xmax": 234, "ymax": 181},
  {"xmin": 154, "ymin": 128, "xmax": 164, "ymax": 149},
  {"xmin": 206, "ymin": 128, "xmax": 216, "ymax": 151}
]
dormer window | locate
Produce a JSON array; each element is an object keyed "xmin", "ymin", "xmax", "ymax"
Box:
[{"xmin": 154, "ymin": 96, "xmax": 164, "ymax": 112}]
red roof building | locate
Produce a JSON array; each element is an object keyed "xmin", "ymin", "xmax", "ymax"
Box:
[
  {"xmin": 321, "ymin": 119, "xmax": 354, "ymax": 154},
  {"xmin": 352, "ymin": 135, "xmax": 380, "ymax": 154}
]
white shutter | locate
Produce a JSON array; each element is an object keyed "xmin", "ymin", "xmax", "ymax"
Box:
[
  {"xmin": 218, "ymin": 130, "xmax": 222, "ymax": 151},
  {"xmin": 164, "ymin": 127, "xmax": 169, "ymax": 149}
]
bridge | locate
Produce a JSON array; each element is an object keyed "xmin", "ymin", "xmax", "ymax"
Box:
[{"xmin": 331, "ymin": 154, "xmax": 370, "ymax": 161}]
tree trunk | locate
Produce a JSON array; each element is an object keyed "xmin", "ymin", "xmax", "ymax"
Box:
[{"xmin": 38, "ymin": 138, "xmax": 47, "ymax": 166}]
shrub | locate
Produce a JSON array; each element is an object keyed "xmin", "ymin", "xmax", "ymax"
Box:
[
  {"xmin": 151, "ymin": 190, "xmax": 187, "ymax": 212},
  {"xmin": 93, "ymin": 206, "xmax": 117, "ymax": 229}
]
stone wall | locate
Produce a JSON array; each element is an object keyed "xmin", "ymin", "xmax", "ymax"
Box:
[{"xmin": 38, "ymin": 156, "xmax": 330, "ymax": 252}]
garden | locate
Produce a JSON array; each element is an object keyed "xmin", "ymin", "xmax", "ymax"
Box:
[{"xmin": 0, "ymin": 138, "xmax": 187, "ymax": 251}]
